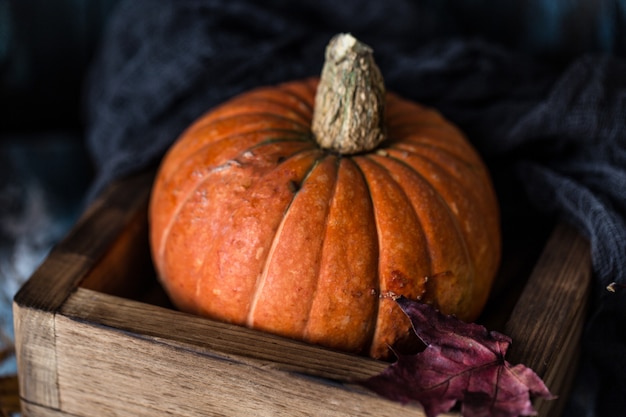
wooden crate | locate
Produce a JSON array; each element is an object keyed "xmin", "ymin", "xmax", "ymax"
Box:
[{"xmin": 13, "ymin": 171, "xmax": 591, "ymax": 417}]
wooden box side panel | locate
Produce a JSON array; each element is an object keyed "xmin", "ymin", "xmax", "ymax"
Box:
[
  {"xmin": 13, "ymin": 305, "xmax": 60, "ymax": 411},
  {"xmin": 13, "ymin": 251, "xmax": 94, "ymax": 410},
  {"xmin": 60, "ymin": 288, "xmax": 390, "ymax": 382},
  {"xmin": 20, "ymin": 402, "xmax": 72, "ymax": 417},
  {"xmin": 13, "ymin": 172, "xmax": 154, "ymax": 411},
  {"xmin": 53, "ymin": 313, "xmax": 443, "ymax": 417},
  {"xmin": 505, "ymin": 222, "xmax": 591, "ymax": 416}
]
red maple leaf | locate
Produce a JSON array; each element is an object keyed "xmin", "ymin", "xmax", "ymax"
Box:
[{"xmin": 360, "ymin": 297, "xmax": 555, "ymax": 417}]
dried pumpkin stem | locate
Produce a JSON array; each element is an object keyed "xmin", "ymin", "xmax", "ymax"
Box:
[{"xmin": 312, "ymin": 33, "xmax": 386, "ymax": 154}]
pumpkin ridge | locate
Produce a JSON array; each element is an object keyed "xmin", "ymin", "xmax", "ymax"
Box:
[
  {"xmin": 276, "ymin": 84, "xmax": 316, "ymax": 113},
  {"xmin": 270, "ymin": 78, "xmax": 318, "ymax": 115},
  {"xmin": 360, "ymin": 154, "xmax": 436, "ymax": 298},
  {"xmin": 349, "ymin": 155, "xmax": 392, "ymax": 355},
  {"xmin": 152, "ymin": 134, "xmax": 309, "ymax": 276},
  {"xmin": 157, "ymin": 140, "xmax": 316, "ymax": 268},
  {"xmin": 383, "ymin": 98, "xmax": 450, "ymax": 130},
  {"xmin": 375, "ymin": 149, "xmax": 477, "ymax": 241},
  {"xmin": 390, "ymin": 141, "xmax": 486, "ymax": 183},
  {"xmin": 219, "ymin": 85, "xmax": 315, "ymax": 122},
  {"xmin": 194, "ymin": 111, "xmax": 312, "ymax": 133},
  {"xmin": 230, "ymin": 97, "xmax": 312, "ymax": 123},
  {"xmin": 166, "ymin": 114, "xmax": 315, "ymax": 173},
  {"xmin": 355, "ymin": 154, "xmax": 442, "ymax": 356},
  {"xmin": 382, "ymin": 148, "xmax": 498, "ymax": 314},
  {"xmin": 347, "ymin": 156, "xmax": 380, "ymax": 355},
  {"xmin": 367, "ymin": 152, "xmax": 476, "ymax": 315},
  {"xmin": 383, "ymin": 105, "xmax": 431, "ymax": 124},
  {"xmin": 387, "ymin": 145, "xmax": 497, "ymax": 233},
  {"xmin": 165, "ymin": 130, "xmax": 315, "ymax": 184},
  {"xmin": 196, "ymin": 149, "xmax": 321, "ymax": 325},
  {"xmin": 299, "ymin": 155, "xmax": 343, "ymax": 344},
  {"xmin": 388, "ymin": 137, "xmax": 478, "ymax": 167},
  {"xmin": 392, "ymin": 135, "xmax": 479, "ymax": 165},
  {"xmin": 230, "ymin": 80, "xmax": 315, "ymax": 108},
  {"xmin": 185, "ymin": 86, "xmax": 314, "ymax": 131},
  {"xmin": 294, "ymin": 152, "xmax": 341, "ymax": 332},
  {"xmin": 301, "ymin": 156, "xmax": 380, "ymax": 354},
  {"xmin": 156, "ymin": 158, "xmax": 241, "ymax": 271},
  {"xmin": 245, "ymin": 153, "xmax": 329, "ymax": 329}
]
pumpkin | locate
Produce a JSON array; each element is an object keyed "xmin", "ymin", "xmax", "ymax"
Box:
[{"xmin": 149, "ymin": 34, "xmax": 501, "ymax": 359}]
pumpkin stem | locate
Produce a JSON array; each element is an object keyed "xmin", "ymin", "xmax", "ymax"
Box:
[{"xmin": 312, "ymin": 33, "xmax": 386, "ymax": 154}]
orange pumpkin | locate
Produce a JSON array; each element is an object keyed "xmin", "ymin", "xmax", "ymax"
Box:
[{"xmin": 149, "ymin": 34, "xmax": 500, "ymax": 359}]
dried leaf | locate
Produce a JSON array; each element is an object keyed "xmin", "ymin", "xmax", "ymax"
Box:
[{"xmin": 360, "ymin": 297, "xmax": 555, "ymax": 417}]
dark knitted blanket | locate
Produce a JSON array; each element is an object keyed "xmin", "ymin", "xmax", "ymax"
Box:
[{"xmin": 84, "ymin": 1, "xmax": 626, "ymax": 415}]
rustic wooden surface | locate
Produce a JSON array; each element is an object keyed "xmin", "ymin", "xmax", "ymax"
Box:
[
  {"xmin": 13, "ymin": 172, "xmax": 154, "ymax": 413},
  {"xmin": 56, "ymin": 297, "xmax": 428, "ymax": 417},
  {"xmin": 12, "ymin": 171, "xmax": 591, "ymax": 417},
  {"xmin": 505, "ymin": 222, "xmax": 591, "ymax": 417}
]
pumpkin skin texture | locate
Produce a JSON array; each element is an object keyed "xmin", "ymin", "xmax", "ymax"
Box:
[{"xmin": 149, "ymin": 77, "xmax": 501, "ymax": 359}]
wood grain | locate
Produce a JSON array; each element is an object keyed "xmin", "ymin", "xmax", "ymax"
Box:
[
  {"xmin": 12, "ymin": 172, "xmax": 153, "ymax": 413},
  {"xmin": 80, "ymin": 202, "xmax": 152, "ymax": 299},
  {"xmin": 14, "ymin": 297, "xmax": 61, "ymax": 409},
  {"xmin": 20, "ymin": 401, "xmax": 71, "ymax": 417},
  {"xmin": 60, "ymin": 288, "xmax": 387, "ymax": 383},
  {"xmin": 505, "ymin": 222, "xmax": 591, "ymax": 416},
  {"xmin": 54, "ymin": 310, "xmax": 444, "ymax": 417}
]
